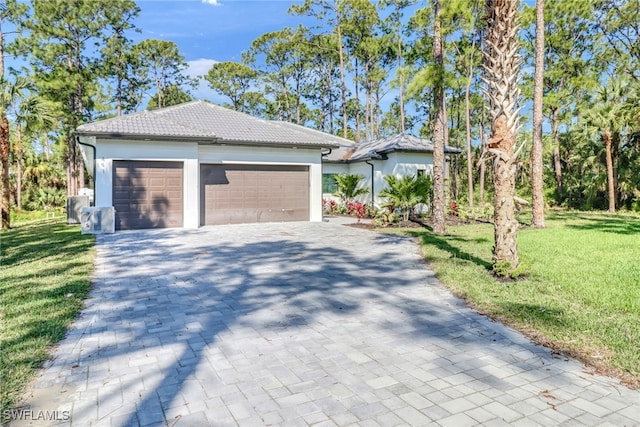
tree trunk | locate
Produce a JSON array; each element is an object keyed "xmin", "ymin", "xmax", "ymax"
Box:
[
  {"xmin": 604, "ymin": 129, "xmax": 616, "ymax": 213},
  {"xmin": 484, "ymin": 0, "xmax": 521, "ymax": 271},
  {"xmin": 432, "ymin": 0, "xmax": 446, "ymax": 235},
  {"xmin": 16, "ymin": 127, "xmax": 23, "ymax": 210},
  {"xmin": 465, "ymin": 66, "xmax": 474, "ymax": 207},
  {"xmin": 491, "ymin": 116, "xmax": 519, "ymax": 267},
  {"xmin": 551, "ymin": 108, "xmax": 563, "ymax": 200},
  {"xmin": 336, "ymin": 24, "xmax": 348, "ymax": 139},
  {"xmin": 531, "ymin": 0, "xmax": 545, "ymax": 228},
  {"xmin": 0, "ymin": 115, "xmax": 10, "ymax": 229},
  {"xmin": 397, "ymin": 30, "xmax": 405, "ymax": 133}
]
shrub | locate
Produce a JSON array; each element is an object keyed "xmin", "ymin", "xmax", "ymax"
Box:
[
  {"xmin": 379, "ymin": 174, "xmax": 433, "ymax": 222},
  {"xmin": 347, "ymin": 201, "xmax": 367, "ymax": 221},
  {"xmin": 333, "ymin": 174, "xmax": 369, "ymax": 205}
]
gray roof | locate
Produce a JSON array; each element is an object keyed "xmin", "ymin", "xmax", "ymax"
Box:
[
  {"xmin": 76, "ymin": 101, "xmax": 342, "ymax": 148},
  {"xmin": 324, "ymin": 133, "xmax": 461, "ymax": 162}
]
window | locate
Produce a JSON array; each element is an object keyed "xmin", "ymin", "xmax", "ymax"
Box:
[
  {"xmin": 417, "ymin": 169, "xmax": 426, "ymax": 177},
  {"xmin": 323, "ymin": 173, "xmax": 338, "ymax": 193}
]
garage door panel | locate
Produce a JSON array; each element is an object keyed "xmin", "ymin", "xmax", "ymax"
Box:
[
  {"xmin": 113, "ymin": 161, "xmax": 183, "ymax": 230},
  {"xmin": 201, "ymin": 164, "xmax": 309, "ymax": 225}
]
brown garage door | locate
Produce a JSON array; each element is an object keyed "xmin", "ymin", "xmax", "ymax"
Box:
[
  {"xmin": 113, "ymin": 161, "xmax": 183, "ymax": 230},
  {"xmin": 201, "ymin": 164, "xmax": 309, "ymax": 225}
]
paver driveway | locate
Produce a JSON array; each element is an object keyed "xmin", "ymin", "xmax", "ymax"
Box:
[{"xmin": 13, "ymin": 221, "xmax": 640, "ymax": 426}]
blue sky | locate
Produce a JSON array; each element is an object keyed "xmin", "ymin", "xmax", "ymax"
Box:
[{"xmin": 133, "ymin": 0, "xmax": 317, "ymax": 103}]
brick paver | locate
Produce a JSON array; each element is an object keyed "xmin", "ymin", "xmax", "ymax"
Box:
[{"xmin": 11, "ymin": 221, "xmax": 640, "ymax": 426}]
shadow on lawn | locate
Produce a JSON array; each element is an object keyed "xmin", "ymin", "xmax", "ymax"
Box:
[
  {"xmin": 564, "ymin": 214, "xmax": 640, "ymax": 235},
  {"xmin": 406, "ymin": 230, "xmax": 493, "ymax": 270}
]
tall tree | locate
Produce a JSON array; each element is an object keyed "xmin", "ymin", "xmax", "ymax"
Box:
[
  {"xmin": 100, "ymin": 3, "xmax": 141, "ymax": 115},
  {"xmin": 21, "ymin": 0, "xmax": 140, "ymax": 197},
  {"xmin": 431, "ymin": 0, "xmax": 446, "ymax": 234},
  {"xmin": 245, "ymin": 26, "xmax": 310, "ymax": 123},
  {"xmin": 380, "ymin": 0, "xmax": 416, "ymax": 134},
  {"xmin": 290, "ymin": 0, "xmax": 350, "ymax": 139},
  {"xmin": 531, "ymin": 0, "xmax": 545, "ymax": 228},
  {"xmin": 204, "ymin": 62, "xmax": 259, "ymax": 112},
  {"xmin": 11, "ymin": 93, "xmax": 57, "ymax": 209},
  {"xmin": 584, "ymin": 79, "xmax": 629, "ymax": 214},
  {"xmin": 133, "ymin": 39, "xmax": 191, "ymax": 110},
  {"xmin": 0, "ymin": 0, "xmax": 27, "ymax": 229},
  {"xmin": 146, "ymin": 84, "xmax": 192, "ymax": 110},
  {"xmin": 483, "ymin": 0, "xmax": 522, "ymax": 271}
]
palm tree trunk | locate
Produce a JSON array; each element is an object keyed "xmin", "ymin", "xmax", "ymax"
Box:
[
  {"xmin": 484, "ymin": 0, "xmax": 521, "ymax": 270},
  {"xmin": 531, "ymin": 0, "xmax": 545, "ymax": 228},
  {"xmin": 551, "ymin": 109, "xmax": 563, "ymax": 199},
  {"xmin": 432, "ymin": 0, "xmax": 446, "ymax": 235},
  {"xmin": 604, "ymin": 129, "xmax": 615, "ymax": 213},
  {"xmin": 0, "ymin": 115, "xmax": 10, "ymax": 229}
]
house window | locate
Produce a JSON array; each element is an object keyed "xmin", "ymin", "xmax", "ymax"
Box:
[{"xmin": 323, "ymin": 173, "xmax": 338, "ymax": 193}]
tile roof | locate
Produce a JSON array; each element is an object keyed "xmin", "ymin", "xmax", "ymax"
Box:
[
  {"xmin": 324, "ymin": 133, "xmax": 461, "ymax": 162},
  {"xmin": 76, "ymin": 101, "xmax": 342, "ymax": 148}
]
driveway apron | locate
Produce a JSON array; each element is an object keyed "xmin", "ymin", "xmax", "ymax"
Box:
[{"xmin": 12, "ymin": 222, "xmax": 640, "ymax": 426}]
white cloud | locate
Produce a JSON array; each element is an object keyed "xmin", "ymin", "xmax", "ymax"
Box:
[
  {"xmin": 201, "ymin": 0, "xmax": 221, "ymax": 6},
  {"xmin": 185, "ymin": 58, "xmax": 219, "ymax": 78}
]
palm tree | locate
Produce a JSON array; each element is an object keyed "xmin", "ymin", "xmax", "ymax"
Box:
[
  {"xmin": 483, "ymin": 0, "xmax": 522, "ymax": 272},
  {"xmin": 584, "ymin": 79, "xmax": 629, "ymax": 214},
  {"xmin": 0, "ymin": 76, "xmax": 31, "ymax": 228},
  {"xmin": 333, "ymin": 173, "xmax": 369, "ymax": 206},
  {"xmin": 10, "ymin": 94, "xmax": 58, "ymax": 209},
  {"xmin": 379, "ymin": 174, "xmax": 433, "ymax": 222}
]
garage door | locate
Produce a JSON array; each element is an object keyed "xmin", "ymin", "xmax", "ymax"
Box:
[
  {"xmin": 201, "ymin": 164, "xmax": 309, "ymax": 225},
  {"xmin": 113, "ymin": 161, "xmax": 183, "ymax": 230}
]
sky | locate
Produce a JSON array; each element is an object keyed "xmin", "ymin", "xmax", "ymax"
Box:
[{"xmin": 133, "ymin": 0, "xmax": 318, "ymax": 103}]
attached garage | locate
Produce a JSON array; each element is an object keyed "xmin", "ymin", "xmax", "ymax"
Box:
[
  {"xmin": 76, "ymin": 101, "xmax": 347, "ymax": 230},
  {"xmin": 112, "ymin": 161, "xmax": 183, "ymax": 230},
  {"xmin": 200, "ymin": 164, "xmax": 309, "ymax": 225}
]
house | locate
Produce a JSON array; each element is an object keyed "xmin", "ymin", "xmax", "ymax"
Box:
[
  {"xmin": 75, "ymin": 101, "xmax": 460, "ymax": 231},
  {"xmin": 322, "ymin": 133, "xmax": 462, "ymax": 207},
  {"xmin": 75, "ymin": 101, "xmax": 348, "ymax": 230}
]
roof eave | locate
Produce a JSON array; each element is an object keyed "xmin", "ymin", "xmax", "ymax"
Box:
[
  {"xmin": 74, "ymin": 131, "xmax": 221, "ymax": 144},
  {"xmin": 75, "ymin": 131, "xmax": 340, "ymax": 149}
]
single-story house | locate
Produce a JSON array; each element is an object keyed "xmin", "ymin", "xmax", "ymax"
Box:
[
  {"xmin": 322, "ymin": 133, "xmax": 462, "ymax": 207},
  {"xmin": 76, "ymin": 100, "xmax": 460, "ymax": 231},
  {"xmin": 75, "ymin": 100, "xmax": 349, "ymax": 230}
]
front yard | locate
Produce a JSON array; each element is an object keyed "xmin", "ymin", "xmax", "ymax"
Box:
[
  {"xmin": 402, "ymin": 210, "xmax": 640, "ymax": 387},
  {"xmin": 0, "ymin": 218, "xmax": 95, "ymax": 419}
]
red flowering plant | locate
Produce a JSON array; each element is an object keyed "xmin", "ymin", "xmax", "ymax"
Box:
[
  {"xmin": 449, "ymin": 201, "xmax": 459, "ymax": 216},
  {"xmin": 347, "ymin": 201, "xmax": 367, "ymax": 222}
]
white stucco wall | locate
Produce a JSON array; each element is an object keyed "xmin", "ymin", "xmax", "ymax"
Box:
[{"xmin": 93, "ymin": 138, "xmax": 324, "ymax": 228}]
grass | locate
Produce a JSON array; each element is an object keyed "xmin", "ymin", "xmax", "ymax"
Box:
[
  {"xmin": 0, "ymin": 217, "xmax": 95, "ymax": 418},
  {"xmin": 399, "ymin": 210, "xmax": 640, "ymax": 387}
]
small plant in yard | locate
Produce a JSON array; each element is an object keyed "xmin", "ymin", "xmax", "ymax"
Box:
[
  {"xmin": 0, "ymin": 218, "xmax": 95, "ymax": 420},
  {"xmin": 347, "ymin": 201, "xmax": 367, "ymax": 222},
  {"xmin": 379, "ymin": 174, "xmax": 433, "ymax": 222},
  {"xmin": 449, "ymin": 201, "xmax": 458, "ymax": 216},
  {"xmin": 333, "ymin": 174, "xmax": 369, "ymax": 205}
]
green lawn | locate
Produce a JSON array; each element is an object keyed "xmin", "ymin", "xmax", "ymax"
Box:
[
  {"xmin": 0, "ymin": 218, "xmax": 95, "ymax": 418},
  {"xmin": 403, "ymin": 210, "xmax": 640, "ymax": 387}
]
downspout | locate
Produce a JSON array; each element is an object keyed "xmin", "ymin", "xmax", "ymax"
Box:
[
  {"xmin": 365, "ymin": 159, "xmax": 375, "ymax": 211},
  {"xmin": 75, "ymin": 135, "xmax": 96, "ymax": 206}
]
